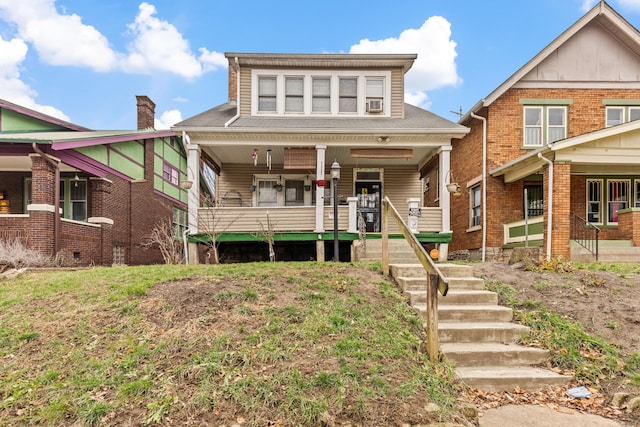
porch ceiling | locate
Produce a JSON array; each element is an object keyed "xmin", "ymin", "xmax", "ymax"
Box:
[{"xmin": 201, "ymin": 145, "xmax": 438, "ymax": 169}]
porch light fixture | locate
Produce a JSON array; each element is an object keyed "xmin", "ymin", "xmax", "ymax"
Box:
[
  {"xmin": 73, "ymin": 170, "xmax": 81, "ymax": 188},
  {"xmin": 445, "ymin": 171, "xmax": 461, "ymax": 197},
  {"xmin": 331, "ymin": 160, "xmax": 341, "ymax": 262}
]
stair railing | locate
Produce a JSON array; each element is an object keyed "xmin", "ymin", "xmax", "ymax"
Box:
[
  {"xmin": 571, "ymin": 212, "xmax": 600, "ymax": 261},
  {"xmin": 381, "ymin": 196, "xmax": 448, "ymax": 361}
]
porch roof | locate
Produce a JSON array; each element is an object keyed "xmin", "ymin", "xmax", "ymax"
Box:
[
  {"xmin": 0, "ymin": 129, "xmax": 176, "ymax": 149},
  {"xmin": 491, "ymin": 119, "xmax": 640, "ymax": 182},
  {"xmin": 173, "ymin": 103, "xmax": 469, "ymax": 137}
]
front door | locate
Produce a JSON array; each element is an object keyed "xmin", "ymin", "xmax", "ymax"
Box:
[{"xmin": 356, "ymin": 181, "xmax": 381, "ymax": 232}]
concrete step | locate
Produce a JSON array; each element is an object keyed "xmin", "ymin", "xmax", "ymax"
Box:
[
  {"xmin": 415, "ymin": 304, "xmax": 513, "ymax": 322},
  {"xmin": 571, "ymin": 244, "xmax": 640, "ymax": 263},
  {"xmin": 438, "ymin": 322, "xmax": 530, "ymax": 343},
  {"xmin": 440, "ymin": 343, "xmax": 549, "ymax": 367},
  {"xmin": 406, "ymin": 289, "xmax": 498, "ymax": 305},
  {"xmin": 397, "ymin": 276, "xmax": 486, "ymax": 292},
  {"xmin": 454, "ymin": 366, "xmax": 571, "ymax": 392}
]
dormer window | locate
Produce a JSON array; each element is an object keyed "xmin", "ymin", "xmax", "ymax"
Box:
[
  {"xmin": 312, "ymin": 77, "xmax": 331, "ymax": 113},
  {"xmin": 258, "ymin": 76, "xmax": 277, "ymax": 112},
  {"xmin": 366, "ymin": 78, "xmax": 384, "ymax": 113},
  {"xmin": 338, "ymin": 77, "xmax": 358, "ymax": 113},
  {"xmin": 285, "ymin": 77, "xmax": 304, "ymax": 113},
  {"xmin": 253, "ymin": 70, "xmax": 390, "ymax": 116}
]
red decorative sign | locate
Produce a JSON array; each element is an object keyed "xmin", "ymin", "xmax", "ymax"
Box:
[{"xmin": 316, "ymin": 180, "xmax": 327, "ymax": 187}]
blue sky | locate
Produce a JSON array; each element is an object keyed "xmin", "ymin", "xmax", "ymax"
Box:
[{"xmin": 1, "ymin": 0, "xmax": 640, "ymax": 130}]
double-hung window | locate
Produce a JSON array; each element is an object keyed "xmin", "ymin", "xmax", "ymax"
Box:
[
  {"xmin": 587, "ymin": 179, "xmax": 602, "ymax": 224},
  {"xmin": 285, "ymin": 77, "xmax": 304, "ymax": 113},
  {"xmin": 587, "ymin": 178, "xmax": 631, "ymax": 224},
  {"xmin": 311, "ymin": 77, "xmax": 330, "ymax": 113},
  {"xmin": 258, "ymin": 76, "xmax": 277, "ymax": 112},
  {"xmin": 257, "ymin": 179, "xmax": 278, "ymax": 207},
  {"xmin": 606, "ymin": 106, "xmax": 640, "ymax": 127},
  {"xmin": 365, "ymin": 78, "xmax": 384, "ymax": 113},
  {"xmin": 608, "ymin": 180, "xmax": 630, "ymax": 224},
  {"xmin": 339, "ymin": 77, "xmax": 358, "ymax": 113},
  {"xmin": 162, "ymin": 162, "xmax": 179, "ymax": 186},
  {"xmin": 470, "ymin": 184, "xmax": 481, "ymax": 227},
  {"xmin": 523, "ymin": 105, "xmax": 567, "ymax": 147},
  {"xmin": 25, "ymin": 178, "xmax": 87, "ymax": 221}
]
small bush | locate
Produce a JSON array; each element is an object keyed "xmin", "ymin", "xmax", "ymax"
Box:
[{"xmin": 0, "ymin": 238, "xmax": 52, "ymax": 270}]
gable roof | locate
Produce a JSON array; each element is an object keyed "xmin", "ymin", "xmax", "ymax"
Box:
[
  {"xmin": 0, "ymin": 129, "xmax": 176, "ymax": 150},
  {"xmin": 461, "ymin": 1, "xmax": 640, "ymax": 123},
  {"xmin": 0, "ymin": 98, "xmax": 90, "ymax": 132}
]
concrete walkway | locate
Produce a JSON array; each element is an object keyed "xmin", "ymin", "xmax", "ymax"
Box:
[{"xmin": 479, "ymin": 404, "xmax": 626, "ymax": 427}]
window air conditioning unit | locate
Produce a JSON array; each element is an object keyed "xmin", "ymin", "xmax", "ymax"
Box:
[{"xmin": 366, "ymin": 99, "xmax": 383, "ymax": 113}]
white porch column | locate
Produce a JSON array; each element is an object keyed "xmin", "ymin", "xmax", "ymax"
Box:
[
  {"xmin": 315, "ymin": 145, "xmax": 326, "ymax": 232},
  {"xmin": 187, "ymin": 144, "xmax": 200, "ymax": 264},
  {"xmin": 438, "ymin": 146, "xmax": 453, "ymax": 261},
  {"xmin": 347, "ymin": 197, "xmax": 358, "ymax": 232}
]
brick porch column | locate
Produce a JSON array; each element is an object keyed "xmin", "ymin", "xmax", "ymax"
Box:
[
  {"xmin": 88, "ymin": 177, "xmax": 114, "ymax": 265},
  {"xmin": 28, "ymin": 153, "xmax": 59, "ymax": 256},
  {"xmin": 543, "ymin": 161, "xmax": 571, "ymax": 260}
]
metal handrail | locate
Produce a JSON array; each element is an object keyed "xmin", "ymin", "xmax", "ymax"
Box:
[{"xmin": 571, "ymin": 212, "xmax": 600, "ymax": 261}]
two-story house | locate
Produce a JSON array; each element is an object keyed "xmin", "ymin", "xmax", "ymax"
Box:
[
  {"xmin": 0, "ymin": 96, "xmax": 189, "ymax": 265},
  {"xmin": 422, "ymin": 1, "xmax": 640, "ymax": 262},
  {"xmin": 173, "ymin": 53, "xmax": 469, "ymax": 263}
]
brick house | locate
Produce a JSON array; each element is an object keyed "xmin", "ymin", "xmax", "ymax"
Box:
[
  {"xmin": 0, "ymin": 96, "xmax": 189, "ymax": 265},
  {"xmin": 173, "ymin": 53, "xmax": 469, "ymax": 263},
  {"xmin": 421, "ymin": 1, "xmax": 640, "ymax": 262}
]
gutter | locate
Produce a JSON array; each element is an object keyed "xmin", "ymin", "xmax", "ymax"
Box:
[
  {"xmin": 538, "ymin": 153, "xmax": 553, "ymax": 260},
  {"xmin": 31, "ymin": 143, "xmax": 60, "ymax": 256},
  {"xmin": 224, "ymin": 56, "xmax": 241, "ymax": 128},
  {"xmin": 470, "ymin": 112, "xmax": 487, "ymax": 262}
]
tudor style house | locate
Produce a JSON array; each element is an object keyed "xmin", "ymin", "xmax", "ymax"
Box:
[
  {"xmin": 173, "ymin": 53, "xmax": 469, "ymax": 263},
  {"xmin": 0, "ymin": 96, "xmax": 188, "ymax": 265},
  {"xmin": 422, "ymin": 1, "xmax": 640, "ymax": 262}
]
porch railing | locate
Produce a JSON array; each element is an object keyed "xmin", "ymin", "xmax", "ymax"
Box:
[
  {"xmin": 381, "ymin": 196, "xmax": 447, "ymax": 362},
  {"xmin": 571, "ymin": 212, "xmax": 600, "ymax": 261}
]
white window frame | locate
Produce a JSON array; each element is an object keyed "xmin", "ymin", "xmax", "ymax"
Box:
[
  {"xmin": 607, "ymin": 179, "xmax": 630, "ymax": 224},
  {"xmin": 635, "ymin": 179, "xmax": 640, "ymax": 208},
  {"xmin": 311, "ymin": 76, "xmax": 331, "ymax": 113},
  {"xmin": 586, "ymin": 179, "xmax": 603, "ymax": 225},
  {"xmin": 284, "ymin": 76, "xmax": 304, "ymax": 113},
  {"xmin": 258, "ymin": 76, "xmax": 277, "ymax": 113},
  {"xmin": 251, "ymin": 70, "xmax": 390, "ymax": 117},
  {"xmin": 523, "ymin": 106, "xmax": 567, "ymax": 147},
  {"xmin": 253, "ymin": 174, "xmax": 311, "ymax": 207},
  {"xmin": 606, "ymin": 106, "xmax": 640, "ymax": 127},
  {"xmin": 469, "ymin": 183, "xmax": 481, "ymax": 230}
]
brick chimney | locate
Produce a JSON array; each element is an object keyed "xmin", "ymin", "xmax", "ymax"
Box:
[
  {"xmin": 228, "ymin": 59, "xmax": 237, "ymax": 103},
  {"xmin": 136, "ymin": 95, "xmax": 156, "ymax": 130}
]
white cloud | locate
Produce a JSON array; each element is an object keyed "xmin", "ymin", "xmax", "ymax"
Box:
[
  {"xmin": 123, "ymin": 2, "xmax": 203, "ymax": 78},
  {"xmin": 0, "ymin": 0, "xmax": 225, "ymax": 78},
  {"xmin": 580, "ymin": 0, "xmax": 597, "ymax": 12},
  {"xmin": 155, "ymin": 109, "xmax": 182, "ymax": 130},
  {"xmin": 350, "ymin": 16, "xmax": 461, "ymax": 109},
  {"xmin": 0, "ymin": 35, "xmax": 69, "ymax": 120},
  {"xmin": 0, "ymin": 0, "xmax": 117, "ymax": 71}
]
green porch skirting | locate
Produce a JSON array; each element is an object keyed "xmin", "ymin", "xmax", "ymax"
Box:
[{"xmin": 190, "ymin": 232, "xmax": 452, "ymax": 244}]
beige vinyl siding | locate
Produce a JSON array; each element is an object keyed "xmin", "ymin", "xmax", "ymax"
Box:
[
  {"xmin": 217, "ymin": 164, "xmax": 254, "ymax": 207},
  {"xmin": 239, "ymin": 66, "xmax": 253, "ymax": 117},
  {"xmin": 390, "ymin": 68, "xmax": 404, "ymax": 118},
  {"xmin": 199, "ymin": 206, "xmax": 315, "ymax": 233},
  {"xmin": 324, "ymin": 206, "xmax": 349, "ymax": 230},
  {"xmin": 380, "ymin": 165, "xmax": 422, "ymax": 233}
]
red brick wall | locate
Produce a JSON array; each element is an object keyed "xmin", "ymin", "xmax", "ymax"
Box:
[
  {"xmin": 59, "ymin": 220, "xmax": 101, "ymax": 265},
  {"xmin": 447, "ymin": 87, "xmax": 640, "ymax": 255},
  {"xmin": 618, "ymin": 210, "xmax": 640, "ymax": 245}
]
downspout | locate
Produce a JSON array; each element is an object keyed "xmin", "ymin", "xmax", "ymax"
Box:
[
  {"xmin": 31, "ymin": 143, "xmax": 60, "ymax": 256},
  {"xmin": 224, "ymin": 56, "xmax": 241, "ymax": 128},
  {"xmin": 183, "ymin": 228, "xmax": 189, "ymax": 265},
  {"xmin": 538, "ymin": 153, "xmax": 553, "ymax": 260},
  {"xmin": 470, "ymin": 112, "xmax": 487, "ymax": 262}
]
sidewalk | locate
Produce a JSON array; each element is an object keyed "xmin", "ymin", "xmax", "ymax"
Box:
[{"xmin": 479, "ymin": 404, "xmax": 627, "ymax": 427}]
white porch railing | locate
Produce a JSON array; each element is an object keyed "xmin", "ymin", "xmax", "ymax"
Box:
[{"xmin": 197, "ymin": 205, "xmax": 444, "ymax": 235}]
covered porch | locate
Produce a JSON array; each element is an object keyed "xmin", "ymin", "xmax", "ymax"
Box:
[
  {"xmin": 182, "ymin": 134, "xmax": 459, "ymax": 263},
  {"xmin": 494, "ymin": 120, "xmax": 640, "ymax": 261}
]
